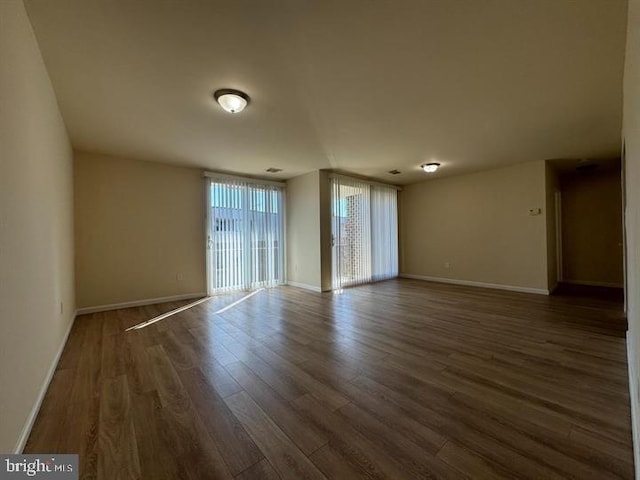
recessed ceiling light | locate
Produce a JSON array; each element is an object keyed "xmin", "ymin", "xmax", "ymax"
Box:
[
  {"xmin": 266, "ymin": 167, "xmax": 282, "ymax": 173},
  {"xmin": 213, "ymin": 89, "xmax": 250, "ymax": 114},
  {"xmin": 421, "ymin": 163, "xmax": 440, "ymax": 173}
]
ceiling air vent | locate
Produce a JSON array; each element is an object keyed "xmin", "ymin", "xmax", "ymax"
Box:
[
  {"xmin": 266, "ymin": 168, "xmax": 282, "ymax": 173},
  {"xmin": 388, "ymin": 169, "xmax": 401, "ymax": 175}
]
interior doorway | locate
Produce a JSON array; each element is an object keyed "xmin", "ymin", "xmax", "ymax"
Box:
[{"xmin": 557, "ymin": 159, "xmax": 624, "ymax": 290}]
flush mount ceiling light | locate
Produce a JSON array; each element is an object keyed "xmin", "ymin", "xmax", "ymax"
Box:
[
  {"xmin": 421, "ymin": 163, "xmax": 440, "ymax": 173},
  {"xmin": 213, "ymin": 89, "xmax": 250, "ymax": 114}
]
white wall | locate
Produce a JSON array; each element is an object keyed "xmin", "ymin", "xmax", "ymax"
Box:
[
  {"xmin": 74, "ymin": 152, "xmax": 206, "ymax": 309},
  {"xmin": 623, "ymin": 0, "xmax": 640, "ymax": 474},
  {"xmin": 0, "ymin": 0, "xmax": 75, "ymax": 452},
  {"xmin": 286, "ymin": 171, "xmax": 322, "ymax": 290},
  {"xmin": 400, "ymin": 161, "xmax": 548, "ymax": 293}
]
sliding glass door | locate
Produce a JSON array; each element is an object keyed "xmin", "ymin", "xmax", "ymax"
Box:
[
  {"xmin": 206, "ymin": 176, "xmax": 285, "ymax": 294},
  {"xmin": 371, "ymin": 185, "xmax": 399, "ymax": 281},
  {"xmin": 331, "ymin": 175, "xmax": 398, "ymax": 290},
  {"xmin": 331, "ymin": 177, "xmax": 372, "ymax": 288}
]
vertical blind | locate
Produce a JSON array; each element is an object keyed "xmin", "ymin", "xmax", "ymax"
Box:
[
  {"xmin": 331, "ymin": 177, "xmax": 372, "ymax": 288},
  {"xmin": 371, "ymin": 185, "xmax": 399, "ymax": 282},
  {"xmin": 331, "ymin": 175, "xmax": 398, "ymax": 289},
  {"xmin": 207, "ymin": 176, "xmax": 285, "ymax": 293}
]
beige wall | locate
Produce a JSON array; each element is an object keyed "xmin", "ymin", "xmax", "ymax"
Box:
[
  {"xmin": 318, "ymin": 171, "xmax": 333, "ymax": 291},
  {"xmin": 560, "ymin": 167, "xmax": 623, "ymax": 287},
  {"xmin": 0, "ymin": 0, "xmax": 75, "ymax": 452},
  {"xmin": 401, "ymin": 161, "xmax": 548, "ymax": 292},
  {"xmin": 286, "ymin": 171, "xmax": 322, "ymax": 289},
  {"xmin": 74, "ymin": 152, "xmax": 205, "ymax": 308},
  {"xmin": 623, "ymin": 0, "xmax": 640, "ymax": 471},
  {"xmin": 545, "ymin": 163, "xmax": 560, "ymax": 291}
]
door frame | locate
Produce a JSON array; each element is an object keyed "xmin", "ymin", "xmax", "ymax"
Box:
[{"xmin": 554, "ymin": 190, "xmax": 563, "ymax": 283}]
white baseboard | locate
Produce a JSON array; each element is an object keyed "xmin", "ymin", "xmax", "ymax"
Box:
[
  {"xmin": 286, "ymin": 281, "xmax": 322, "ymax": 292},
  {"xmin": 627, "ymin": 334, "xmax": 640, "ymax": 480},
  {"xmin": 562, "ymin": 279, "xmax": 624, "ymax": 288},
  {"xmin": 76, "ymin": 292, "xmax": 207, "ymax": 315},
  {"xmin": 399, "ymin": 273, "xmax": 549, "ymax": 295},
  {"xmin": 13, "ymin": 311, "xmax": 77, "ymax": 453}
]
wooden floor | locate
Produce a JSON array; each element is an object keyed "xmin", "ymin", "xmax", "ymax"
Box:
[{"xmin": 25, "ymin": 279, "xmax": 634, "ymax": 479}]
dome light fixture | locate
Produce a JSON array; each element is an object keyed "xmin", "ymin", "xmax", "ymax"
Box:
[
  {"xmin": 213, "ymin": 89, "xmax": 250, "ymax": 114},
  {"xmin": 421, "ymin": 162, "xmax": 440, "ymax": 173}
]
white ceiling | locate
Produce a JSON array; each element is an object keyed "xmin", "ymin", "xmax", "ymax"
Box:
[{"xmin": 25, "ymin": 0, "xmax": 628, "ymax": 184}]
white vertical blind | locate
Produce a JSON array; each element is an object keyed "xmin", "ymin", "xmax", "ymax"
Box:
[
  {"xmin": 331, "ymin": 175, "xmax": 398, "ymax": 290},
  {"xmin": 371, "ymin": 185, "xmax": 399, "ymax": 281},
  {"xmin": 247, "ymin": 183, "xmax": 284, "ymax": 289},
  {"xmin": 207, "ymin": 177, "xmax": 284, "ymax": 293},
  {"xmin": 331, "ymin": 176, "xmax": 372, "ymax": 289}
]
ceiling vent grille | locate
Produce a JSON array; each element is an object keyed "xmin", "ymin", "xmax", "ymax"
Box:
[{"xmin": 266, "ymin": 168, "xmax": 283, "ymax": 173}]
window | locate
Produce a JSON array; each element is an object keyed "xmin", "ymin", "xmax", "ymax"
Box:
[
  {"xmin": 331, "ymin": 175, "xmax": 398, "ymax": 289},
  {"xmin": 206, "ymin": 176, "xmax": 285, "ymax": 293}
]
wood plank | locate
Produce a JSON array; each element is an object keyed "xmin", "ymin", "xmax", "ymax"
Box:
[
  {"xmin": 169, "ymin": 323, "xmax": 243, "ymax": 397},
  {"xmin": 349, "ymin": 374, "xmax": 568, "ymax": 480},
  {"xmin": 128, "ymin": 390, "xmax": 181, "ymax": 480},
  {"xmin": 123, "ymin": 335, "xmax": 156, "ymax": 394},
  {"xmin": 69, "ymin": 315, "xmax": 103, "ymax": 404},
  {"xmin": 294, "ymin": 393, "xmax": 417, "ymax": 480},
  {"xmin": 145, "ymin": 345, "xmax": 190, "ymax": 412},
  {"xmin": 23, "ymin": 368, "xmax": 75, "ymax": 453},
  {"xmin": 436, "ymin": 441, "xmax": 514, "ymax": 480},
  {"xmin": 308, "ymin": 444, "xmax": 371, "ymax": 480},
  {"xmin": 250, "ymin": 344, "xmax": 350, "ymax": 411},
  {"xmin": 225, "ymin": 361, "xmax": 328, "ymax": 455},
  {"xmin": 235, "ymin": 459, "xmax": 281, "ymax": 480},
  {"xmin": 336, "ymin": 401, "xmax": 463, "ymax": 479},
  {"xmin": 177, "ymin": 367, "xmax": 263, "ymax": 475},
  {"xmin": 224, "ymin": 391, "xmax": 326, "ymax": 480},
  {"xmin": 157, "ymin": 400, "xmax": 234, "ymax": 480},
  {"xmin": 223, "ymin": 340, "xmax": 308, "ymax": 402},
  {"xmin": 24, "ymin": 279, "xmax": 632, "ymax": 479},
  {"xmin": 97, "ymin": 375, "xmax": 141, "ymax": 480},
  {"xmin": 569, "ymin": 426, "xmax": 635, "ymax": 467}
]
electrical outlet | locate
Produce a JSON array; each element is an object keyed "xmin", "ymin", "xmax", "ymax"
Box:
[
  {"xmin": 444, "ymin": 262, "xmax": 451, "ymax": 269},
  {"xmin": 176, "ymin": 273, "xmax": 184, "ymax": 281},
  {"xmin": 60, "ymin": 302, "xmax": 64, "ymax": 315}
]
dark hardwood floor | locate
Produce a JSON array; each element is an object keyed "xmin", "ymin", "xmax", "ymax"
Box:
[{"xmin": 25, "ymin": 278, "xmax": 634, "ymax": 479}]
